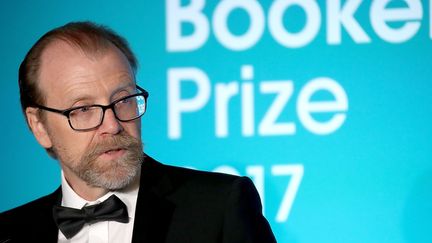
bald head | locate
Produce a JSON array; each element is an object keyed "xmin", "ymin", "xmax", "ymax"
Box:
[{"xmin": 19, "ymin": 21, "xmax": 138, "ymax": 115}]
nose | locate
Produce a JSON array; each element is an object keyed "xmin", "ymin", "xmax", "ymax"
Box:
[{"xmin": 99, "ymin": 108, "xmax": 123, "ymax": 135}]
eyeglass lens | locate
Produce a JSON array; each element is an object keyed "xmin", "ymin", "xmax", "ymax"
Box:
[{"xmin": 69, "ymin": 94, "xmax": 146, "ymax": 130}]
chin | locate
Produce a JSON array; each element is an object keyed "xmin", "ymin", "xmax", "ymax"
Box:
[
  {"xmin": 80, "ymin": 155, "xmax": 142, "ymax": 190},
  {"xmin": 91, "ymin": 163, "xmax": 141, "ymax": 190}
]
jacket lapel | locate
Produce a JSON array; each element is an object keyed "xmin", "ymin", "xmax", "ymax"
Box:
[
  {"xmin": 24, "ymin": 187, "xmax": 61, "ymax": 242},
  {"xmin": 131, "ymin": 156, "xmax": 175, "ymax": 243},
  {"xmin": 36, "ymin": 189, "xmax": 61, "ymax": 242}
]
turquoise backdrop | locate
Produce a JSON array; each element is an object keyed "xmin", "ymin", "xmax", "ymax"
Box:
[{"xmin": 1, "ymin": 1, "xmax": 431, "ymax": 242}]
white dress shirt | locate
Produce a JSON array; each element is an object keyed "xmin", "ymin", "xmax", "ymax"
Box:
[{"xmin": 57, "ymin": 172, "xmax": 139, "ymax": 243}]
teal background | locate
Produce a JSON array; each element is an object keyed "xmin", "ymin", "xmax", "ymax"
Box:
[{"xmin": 1, "ymin": 1, "xmax": 431, "ymax": 242}]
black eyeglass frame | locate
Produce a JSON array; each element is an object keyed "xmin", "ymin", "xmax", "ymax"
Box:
[{"xmin": 31, "ymin": 85, "xmax": 149, "ymax": 131}]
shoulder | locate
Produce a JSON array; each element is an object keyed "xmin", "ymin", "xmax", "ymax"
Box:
[
  {"xmin": 0, "ymin": 188, "xmax": 59, "ymax": 218},
  {"xmin": 143, "ymin": 156, "xmax": 276, "ymax": 242},
  {"xmin": 144, "ymin": 155, "xmax": 262, "ymax": 210},
  {"xmin": 146, "ymin": 155, "xmax": 254, "ymax": 196},
  {"xmin": 0, "ymin": 188, "xmax": 60, "ymax": 234}
]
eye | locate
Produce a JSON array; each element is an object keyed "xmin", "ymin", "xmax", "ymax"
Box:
[
  {"xmin": 78, "ymin": 106, "xmax": 92, "ymax": 112},
  {"xmin": 120, "ymin": 98, "xmax": 130, "ymax": 103},
  {"xmin": 69, "ymin": 106, "xmax": 93, "ymax": 117},
  {"xmin": 117, "ymin": 96, "xmax": 133, "ymax": 105}
]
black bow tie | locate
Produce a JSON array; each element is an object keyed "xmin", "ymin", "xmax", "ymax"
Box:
[{"xmin": 52, "ymin": 194, "xmax": 129, "ymax": 239}]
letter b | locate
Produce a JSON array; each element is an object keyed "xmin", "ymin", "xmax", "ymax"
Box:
[{"xmin": 166, "ymin": 0, "xmax": 210, "ymax": 51}]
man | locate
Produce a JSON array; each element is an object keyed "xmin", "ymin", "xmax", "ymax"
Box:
[{"xmin": 0, "ymin": 21, "xmax": 276, "ymax": 242}]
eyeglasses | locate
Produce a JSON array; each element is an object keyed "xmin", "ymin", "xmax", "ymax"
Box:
[{"xmin": 32, "ymin": 85, "xmax": 149, "ymax": 131}]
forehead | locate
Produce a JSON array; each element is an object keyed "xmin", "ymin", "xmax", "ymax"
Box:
[{"xmin": 37, "ymin": 40, "xmax": 135, "ymax": 103}]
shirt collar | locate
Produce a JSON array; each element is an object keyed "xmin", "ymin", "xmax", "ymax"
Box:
[{"xmin": 60, "ymin": 171, "xmax": 140, "ymax": 219}]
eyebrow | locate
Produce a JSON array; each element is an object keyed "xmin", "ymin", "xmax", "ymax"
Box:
[
  {"xmin": 65, "ymin": 82, "xmax": 137, "ymax": 107},
  {"xmin": 66, "ymin": 95, "xmax": 95, "ymax": 108},
  {"xmin": 111, "ymin": 82, "xmax": 136, "ymax": 96}
]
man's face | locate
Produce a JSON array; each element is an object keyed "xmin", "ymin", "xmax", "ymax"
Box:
[{"xmin": 32, "ymin": 41, "xmax": 143, "ymax": 191}]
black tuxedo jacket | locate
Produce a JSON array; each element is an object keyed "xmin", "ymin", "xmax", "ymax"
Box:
[{"xmin": 0, "ymin": 156, "xmax": 276, "ymax": 242}]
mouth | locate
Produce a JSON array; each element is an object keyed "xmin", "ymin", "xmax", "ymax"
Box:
[
  {"xmin": 99, "ymin": 147, "xmax": 126, "ymax": 160},
  {"xmin": 104, "ymin": 148, "xmax": 123, "ymax": 154}
]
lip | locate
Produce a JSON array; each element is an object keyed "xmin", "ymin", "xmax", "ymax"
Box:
[{"xmin": 98, "ymin": 148, "xmax": 126, "ymax": 160}]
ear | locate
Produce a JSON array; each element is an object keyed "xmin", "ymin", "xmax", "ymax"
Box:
[{"xmin": 25, "ymin": 107, "xmax": 53, "ymax": 149}]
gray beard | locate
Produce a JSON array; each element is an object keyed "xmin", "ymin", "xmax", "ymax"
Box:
[{"xmin": 60, "ymin": 133, "xmax": 144, "ymax": 190}]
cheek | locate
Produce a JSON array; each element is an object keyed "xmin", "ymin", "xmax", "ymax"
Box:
[
  {"xmin": 124, "ymin": 120, "xmax": 141, "ymax": 140},
  {"xmin": 46, "ymin": 117, "xmax": 93, "ymax": 157}
]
